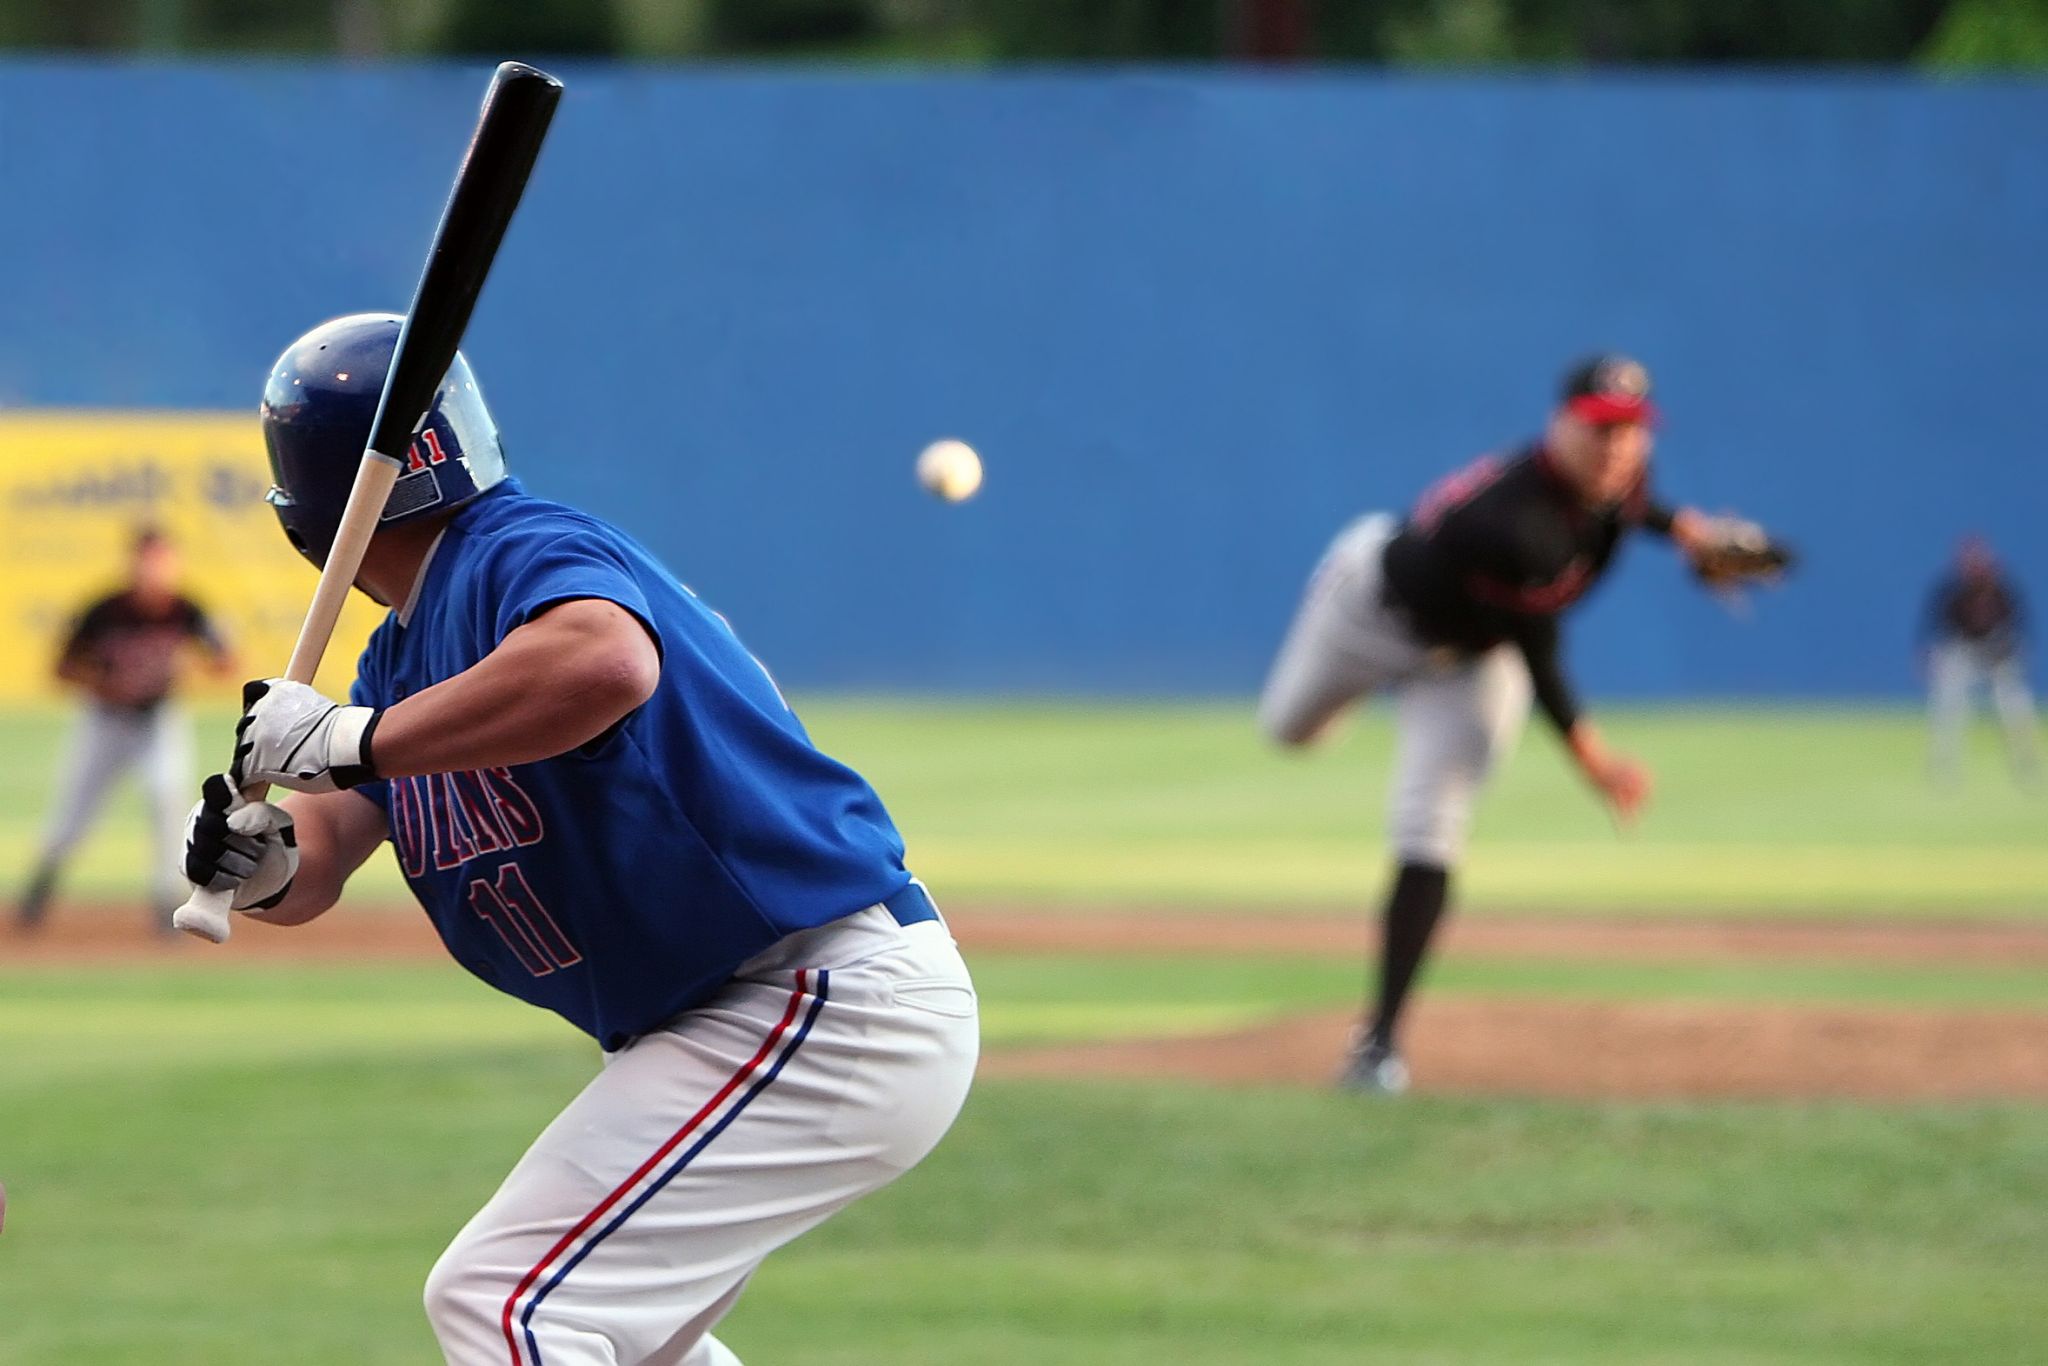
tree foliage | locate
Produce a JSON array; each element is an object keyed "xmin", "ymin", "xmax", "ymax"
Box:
[
  {"xmin": 0, "ymin": 0, "xmax": 2042, "ymax": 67},
  {"xmin": 1921, "ymin": 0, "xmax": 2048, "ymax": 67},
  {"xmin": 432, "ymin": 0, "xmax": 623, "ymax": 56}
]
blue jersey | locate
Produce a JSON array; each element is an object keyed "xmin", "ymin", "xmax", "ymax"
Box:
[{"xmin": 348, "ymin": 481, "xmax": 912, "ymax": 1049}]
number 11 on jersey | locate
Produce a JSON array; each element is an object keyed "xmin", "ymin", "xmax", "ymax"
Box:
[{"xmin": 467, "ymin": 862, "xmax": 582, "ymax": 976}]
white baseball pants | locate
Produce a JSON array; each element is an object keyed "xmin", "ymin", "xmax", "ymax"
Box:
[
  {"xmin": 1927, "ymin": 641, "xmax": 2041, "ymax": 782},
  {"xmin": 36, "ymin": 700, "xmax": 192, "ymax": 906},
  {"xmin": 1259, "ymin": 513, "xmax": 1532, "ymax": 866},
  {"xmin": 423, "ymin": 905, "xmax": 978, "ymax": 1366}
]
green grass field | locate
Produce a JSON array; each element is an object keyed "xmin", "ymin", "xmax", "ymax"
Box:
[
  {"xmin": 3, "ymin": 965, "xmax": 2045, "ymax": 1364},
  {"xmin": 2, "ymin": 700, "xmax": 2044, "ymax": 1363},
  {"xmin": 3, "ymin": 700, "xmax": 2045, "ymax": 914}
]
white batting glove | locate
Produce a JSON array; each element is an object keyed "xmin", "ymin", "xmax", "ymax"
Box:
[
  {"xmin": 183, "ymin": 774, "xmax": 299, "ymax": 911},
  {"xmin": 230, "ymin": 678, "xmax": 383, "ymax": 793}
]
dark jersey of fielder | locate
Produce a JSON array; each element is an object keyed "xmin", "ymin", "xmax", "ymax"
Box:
[
  {"xmin": 347, "ymin": 480, "xmax": 914, "ymax": 1051},
  {"xmin": 1924, "ymin": 571, "xmax": 2024, "ymax": 657},
  {"xmin": 61, "ymin": 591, "xmax": 221, "ymax": 712},
  {"xmin": 1381, "ymin": 444, "xmax": 1674, "ymax": 734}
]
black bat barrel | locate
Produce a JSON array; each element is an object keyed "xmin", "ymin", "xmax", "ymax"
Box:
[{"xmin": 366, "ymin": 62, "xmax": 564, "ymax": 465}]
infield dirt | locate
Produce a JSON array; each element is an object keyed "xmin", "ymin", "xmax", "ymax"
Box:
[{"xmin": 12, "ymin": 901, "xmax": 2047, "ymax": 1101}]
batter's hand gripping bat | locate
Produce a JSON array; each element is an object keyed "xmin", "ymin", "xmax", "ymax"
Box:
[{"xmin": 173, "ymin": 61, "xmax": 563, "ymax": 942}]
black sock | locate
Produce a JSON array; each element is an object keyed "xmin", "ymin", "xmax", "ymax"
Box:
[
  {"xmin": 1367, "ymin": 861, "xmax": 1450, "ymax": 1050},
  {"xmin": 17, "ymin": 861, "xmax": 59, "ymax": 928}
]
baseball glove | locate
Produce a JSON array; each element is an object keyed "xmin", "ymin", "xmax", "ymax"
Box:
[{"xmin": 1684, "ymin": 515, "xmax": 1796, "ymax": 587}]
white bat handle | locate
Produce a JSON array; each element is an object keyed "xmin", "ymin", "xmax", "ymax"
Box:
[
  {"xmin": 173, "ymin": 777, "xmax": 272, "ymax": 945},
  {"xmin": 172, "ymin": 885, "xmax": 235, "ymax": 944},
  {"xmin": 169, "ymin": 278, "xmax": 401, "ymax": 950}
]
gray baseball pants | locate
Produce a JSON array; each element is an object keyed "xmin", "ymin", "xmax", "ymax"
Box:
[
  {"xmin": 1258, "ymin": 514, "xmax": 1531, "ymax": 866},
  {"xmin": 1927, "ymin": 641, "xmax": 2040, "ymax": 782},
  {"xmin": 35, "ymin": 700, "xmax": 192, "ymax": 908}
]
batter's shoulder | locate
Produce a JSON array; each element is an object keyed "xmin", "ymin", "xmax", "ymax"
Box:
[
  {"xmin": 452, "ymin": 484, "xmax": 629, "ymax": 553},
  {"xmin": 350, "ymin": 615, "xmax": 405, "ymax": 707}
]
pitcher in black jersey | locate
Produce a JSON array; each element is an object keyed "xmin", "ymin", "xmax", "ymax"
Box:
[{"xmin": 1259, "ymin": 355, "xmax": 1744, "ymax": 1093}]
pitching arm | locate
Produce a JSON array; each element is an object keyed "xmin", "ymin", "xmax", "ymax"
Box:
[{"xmin": 1505, "ymin": 616, "xmax": 1652, "ymax": 827}]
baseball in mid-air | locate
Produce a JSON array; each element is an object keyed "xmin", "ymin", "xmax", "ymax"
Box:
[{"xmin": 916, "ymin": 439, "xmax": 983, "ymax": 503}]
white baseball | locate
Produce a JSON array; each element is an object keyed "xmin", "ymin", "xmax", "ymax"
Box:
[{"xmin": 916, "ymin": 439, "xmax": 983, "ymax": 503}]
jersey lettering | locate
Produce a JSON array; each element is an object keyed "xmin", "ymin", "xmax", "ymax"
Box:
[
  {"xmin": 430, "ymin": 772, "xmax": 484, "ymax": 870},
  {"xmin": 390, "ymin": 776, "xmax": 430, "ymax": 879},
  {"xmin": 466, "ymin": 862, "xmax": 582, "ymax": 976},
  {"xmin": 478, "ymin": 766, "xmax": 546, "ymax": 845},
  {"xmin": 1468, "ymin": 559, "xmax": 1594, "ymax": 614},
  {"xmin": 449, "ymin": 770, "xmax": 508, "ymax": 856},
  {"xmin": 390, "ymin": 767, "xmax": 546, "ymax": 878}
]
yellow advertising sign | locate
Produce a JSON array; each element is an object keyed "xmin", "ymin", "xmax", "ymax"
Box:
[{"xmin": 0, "ymin": 411, "xmax": 388, "ymax": 704}]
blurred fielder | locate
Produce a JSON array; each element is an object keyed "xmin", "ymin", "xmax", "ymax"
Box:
[
  {"xmin": 180, "ymin": 314, "xmax": 978, "ymax": 1366},
  {"xmin": 15, "ymin": 526, "xmax": 231, "ymax": 934},
  {"xmin": 1259, "ymin": 355, "xmax": 1791, "ymax": 1095},
  {"xmin": 1921, "ymin": 534, "xmax": 2039, "ymax": 787}
]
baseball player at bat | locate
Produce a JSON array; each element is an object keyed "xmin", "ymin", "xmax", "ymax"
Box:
[
  {"xmin": 16, "ymin": 525, "xmax": 232, "ymax": 935},
  {"xmin": 1258, "ymin": 354, "xmax": 1792, "ymax": 1095},
  {"xmin": 181, "ymin": 314, "xmax": 978, "ymax": 1366}
]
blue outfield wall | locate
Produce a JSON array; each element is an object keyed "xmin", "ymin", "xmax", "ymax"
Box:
[{"xmin": 1, "ymin": 63, "xmax": 2043, "ymax": 697}]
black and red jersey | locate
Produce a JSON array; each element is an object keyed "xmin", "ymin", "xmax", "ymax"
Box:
[
  {"xmin": 59, "ymin": 590, "xmax": 222, "ymax": 711},
  {"xmin": 1923, "ymin": 571, "xmax": 2025, "ymax": 658},
  {"xmin": 1381, "ymin": 443, "xmax": 1674, "ymax": 733}
]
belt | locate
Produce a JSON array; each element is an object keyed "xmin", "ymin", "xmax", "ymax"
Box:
[
  {"xmin": 883, "ymin": 880, "xmax": 941, "ymax": 928},
  {"xmin": 1377, "ymin": 576, "xmax": 1482, "ymax": 661}
]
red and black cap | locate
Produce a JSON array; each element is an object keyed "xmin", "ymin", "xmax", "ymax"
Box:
[{"xmin": 1560, "ymin": 354, "xmax": 1657, "ymax": 426}]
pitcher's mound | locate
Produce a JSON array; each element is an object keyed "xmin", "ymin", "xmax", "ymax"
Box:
[{"xmin": 987, "ymin": 998, "xmax": 2048, "ymax": 1101}]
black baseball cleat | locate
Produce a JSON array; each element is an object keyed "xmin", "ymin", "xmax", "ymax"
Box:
[{"xmin": 1337, "ymin": 1036, "xmax": 1410, "ymax": 1096}]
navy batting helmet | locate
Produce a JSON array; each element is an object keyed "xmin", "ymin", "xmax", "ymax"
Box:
[{"xmin": 259, "ymin": 313, "xmax": 507, "ymax": 567}]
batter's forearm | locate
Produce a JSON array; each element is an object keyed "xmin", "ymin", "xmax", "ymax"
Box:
[
  {"xmin": 241, "ymin": 883, "xmax": 337, "ymax": 926},
  {"xmin": 242, "ymin": 790, "xmax": 387, "ymax": 926},
  {"xmin": 367, "ymin": 598, "xmax": 660, "ymax": 778}
]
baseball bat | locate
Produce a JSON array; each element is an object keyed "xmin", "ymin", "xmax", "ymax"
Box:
[{"xmin": 174, "ymin": 61, "xmax": 564, "ymax": 943}]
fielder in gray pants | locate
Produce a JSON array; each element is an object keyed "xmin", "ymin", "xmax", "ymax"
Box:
[
  {"xmin": 1920, "ymin": 535, "xmax": 2039, "ymax": 787},
  {"xmin": 1260, "ymin": 355, "xmax": 1764, "ymax": 1093},
  {"xmin": 17, "ymin": 527, "xmax": 231, "ymax": 934}
]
